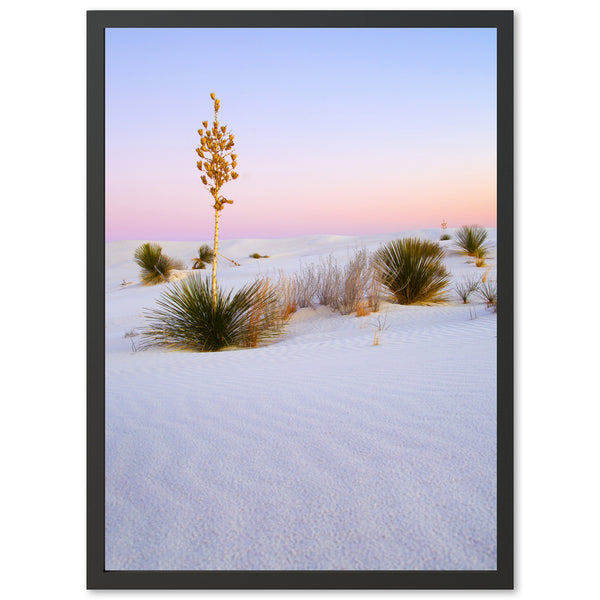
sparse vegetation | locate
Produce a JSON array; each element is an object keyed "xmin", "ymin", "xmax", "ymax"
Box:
[
  {"xmin": 281, "ymin": 249, "xmax": 381, "ymax": 316},
  {"xmin": 192, "ymin": 244, "xmax": 214, "ymax": 269},
  {"xmin": 454, "ymin": 276, "xmax": 481, "ymax": 303},
  {"xmin": 371, "ymin": 314, "xmax": 389, "ymax": 346},
  {"xmin": 474, "ymin": 247, "xmax": 489, "ymax": 267},
  {"xmin": 440, "ymin": 219, "xmax": 451, "ymax": 241},
  {"xmin": 478, "ymin": 279, "xmax": 497, "ymax": 311},
  {"xmin": 374, "ymin": 238, "xmax": 450, "ymax": 304},
  {"xmin": 337, "ymin": 248, "xmax": 381, "ymax": 315},
  {"xmin": 140, "ymin": 274, "xmax": 285, "ymax": 352},
  {"xmin": 133, "ymin": 242, "xmax": 182, "ymax": 285},
  {"xmin": 455, "ymin": 225, "xmax": 489, "ymax": 257},
  {"xmin": 249, "ymin": 253, "xmax": 269, "ymax": 259}
]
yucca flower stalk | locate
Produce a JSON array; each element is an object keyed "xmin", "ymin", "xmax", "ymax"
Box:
[{"xmin": 196, "ymin": 93, "xmax": 239, "ymax": 305}]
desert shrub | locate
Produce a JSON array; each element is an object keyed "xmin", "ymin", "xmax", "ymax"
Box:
[
  {"xmin": 478, "ymin": 279, "xmax": 497, "ymax": 311},
  {"xmin": 295, "ymin": 263, "xmax": 320, "ymax": 308},
  {"xmin": 192, "ymin": 244, "xmax": 214, "ymax": 269},
  {"xmin": 474, "ymin": 247, "xmax": 490, "ymax": 267},
  {"xmin": 140, "ymin": 274, "xmax": 284, "ymax": 352},
  {"xmin": 275, "ymin": 271, "xmax": 299, "ymax": 318},
  {"xmin": 249, "ymin": 252, "xmax": 269, "ymax": 259},
  {"xmin": 316, "ymin": 255, "xmax": 343, "ymax": 308},
  {"xmin": 455, "ymin": 225, "xmax": 488, "ymax": 256},
  {"xmin": 134, "ymin": 242, "xmax": 181, "ymax": 285},
  {"xmin": 338, "ymin": 248, "xmax": 382, "ymax": 315},
  {"xmin": 454, "ymin": 276, "xmax": 481, "ymax": 303},
  {"xmin": 374, "ymin": 237, "xmax": 450, "ymax": 304},
  {"xmin": 440, "ymin": 233, "xmax": 451, "ymax": 241}
]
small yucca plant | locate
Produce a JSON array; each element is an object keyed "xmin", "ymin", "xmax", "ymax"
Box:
[
  {"xmin": 478, "ymin": 279, "xmax": 497, "ymax": 311},
  {"xmin": 140, "ymin": 274, "xmax": 285, "ymax": 352},
  {"xmin": 374, "ymin": 238, "xmax": 450, "ymax": 304},
  {"xmin": 454, "ymin": 275, "xmax": 481, "ymax": 303},
  {"xmin": 134, "ymin": 242, "xmax": 180, "ymax": 285},
  {"xmin": 455, "ymin": 225, "xmax": 489, "ymax": 256},
  {"xmin": 192, "ymin": 244, "xmax": 214, "ymax": 269}
]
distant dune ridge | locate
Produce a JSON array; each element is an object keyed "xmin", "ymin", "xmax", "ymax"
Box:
[{"xmin": 105, "ymin": 228, "xmax": 497, "ymax": 570}]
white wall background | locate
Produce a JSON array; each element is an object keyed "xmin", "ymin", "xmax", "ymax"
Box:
[{"xmin": 2, "ymin": 0, "xmax": 598, "ymax": 598}]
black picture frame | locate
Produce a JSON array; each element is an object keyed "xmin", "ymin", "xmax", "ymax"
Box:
[{"xmin": 88, "ymin": 9, "xmax": 513, "ymax": 590}]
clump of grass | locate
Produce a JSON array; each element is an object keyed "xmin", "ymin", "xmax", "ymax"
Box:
[
  {"xmin": 371, "ymin": 314, "xmax": 389, "ymax": 346},
  {"xmin": 249, "ymin": 252, "xmax": 269, "ymax": 259},
  {"xmin": 192, "ymin": 244, "xmax": 214, "ymax": 269},
  {"xmin": 478, "ymin": 279, "xmax": 497, "ymax": 311},
  {"xmin": 454, "ymin": 275, "xmax": 481, "ymax": 303},
  {"xmin": 474, "ymin": 247, "xmax": 490, "ymax": 267},
  {"xmin": 276, "ymin": 271, "xmax": 299, "ymax": 318},
  {"xmin": 140, "ymin": 274, "xmax": 285, "ymax": 352},
  {"xmin": 374, "ymin": 237, "xmax": 450, "ymax": 304},
  {"xmin": 295, "ymin": 263, "xmax": 320, "ymax": 308},
  {"xmin": 134, "ymin": 242, "xmax": 182, "ymax": 285},
  {"xmin": 440, "ymin": 234, "xmax": 451, "ymax": 241},
  {"xmin": 455, "ymin": 225, "xmax": 489, "ymax": 257},
  {"xmin": 275, "ymin": 249, "xmax": 381, "ymax": 317},
  {"xmin": 316, "ymin": 255, "xmax": 343, "ymax": 308}
]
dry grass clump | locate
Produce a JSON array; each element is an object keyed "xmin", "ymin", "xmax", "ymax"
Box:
[
  {"xmin": 140, "ymin": 274, "xmax": 285, "ymax": 352},
  {"xmin": 275, "ymin": 270, "xmax": 299, "ymax": 318},
  {"xmin": 337, "ymin": 248, "xmax": 381, "ymax": 315},
  {"xmin": 477, "ymin": 279, "xmax": 497, "ymax": 311},
  {"xmin": 192, "ymin": 244, "xmax": 214, "ymax": 269},
  {"xmin": 454, "ymin": 275, "xmax": 481, "ymax": 303},
  {"xmin": 455, "ymin": 225, "xmax": 489, "ymax": 257},
  {"xmin": 374, "ymin": 237, "xmax": 450, "ymax": 304},
  {"xmin": 274, "ymin": 249, "xmax": 382, "ymax": 317},
  {"xmin": 295, "ymin": 263, "xmax": 320, "ymax": 308},
  {"xmin": 134, "ymin": 242, "xmax": 183, "ymax": 285}
]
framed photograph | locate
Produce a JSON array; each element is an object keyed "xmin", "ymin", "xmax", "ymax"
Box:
[{"xmin": 88, "ymin": 10, "xmax": 513, "ymax": 589}]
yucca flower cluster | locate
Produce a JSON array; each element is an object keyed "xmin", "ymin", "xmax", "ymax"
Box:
[{"xmin": 196, "ymin": 92, "xmax": 238, "ymax": 211}]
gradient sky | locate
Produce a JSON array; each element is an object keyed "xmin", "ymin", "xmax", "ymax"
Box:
[{"xmin": 106, "ymin": 27, "xmax": 496, "ymax": 241}]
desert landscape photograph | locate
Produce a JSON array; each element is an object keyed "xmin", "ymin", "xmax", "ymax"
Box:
[{"xmin": 102, "ymin": 24, "xmax": 500, "ymax": 572}]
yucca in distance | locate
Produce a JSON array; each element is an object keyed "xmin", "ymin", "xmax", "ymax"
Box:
[
  {"xmin": 196, "ymin": 93, "xmax": 239, "ymax": 305},
  {"xmin": 374, "ymin": 237, "xmax": 450, "ymax": 304}
]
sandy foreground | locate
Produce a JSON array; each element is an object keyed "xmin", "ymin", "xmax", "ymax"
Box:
[{"xmin": 105, "ymin": 228, "xmax": 497, "ymax": 570}]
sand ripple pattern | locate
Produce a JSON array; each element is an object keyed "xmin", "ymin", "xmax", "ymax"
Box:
[{"xmin": 106, "ymin": 308, "xmax": 497, "ymax": 570}]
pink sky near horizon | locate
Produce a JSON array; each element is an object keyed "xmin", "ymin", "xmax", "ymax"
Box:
[{"xmin": 106, "ymin": 28, "xmax": 497, "ymax": 242}]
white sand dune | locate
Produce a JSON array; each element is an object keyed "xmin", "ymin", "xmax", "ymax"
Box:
[{"xmin": 105, "ymin": 228, "xmax": 497, "ymax": 570}]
